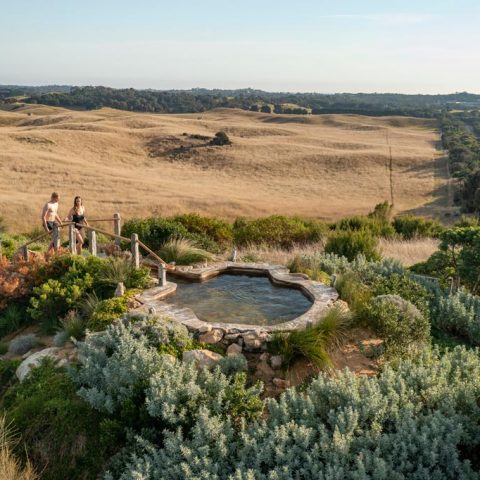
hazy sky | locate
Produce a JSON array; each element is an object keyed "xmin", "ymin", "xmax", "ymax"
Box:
[{"xmin": 1, "ymin": 0, "xmax": 479, "ymax": 93}]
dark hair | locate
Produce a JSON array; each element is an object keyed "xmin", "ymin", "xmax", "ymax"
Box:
[
  {"xmin": 51, "ymin": 192, "xmax": 59, "ymax": 200},
  {"xmin": 73, "ymin": 196, "xmax": 82, "ymax": 213}
]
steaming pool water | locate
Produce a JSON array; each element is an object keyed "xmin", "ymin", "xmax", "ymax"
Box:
[{"xmin": 165, "ymin": 273, "xmax": 312, "ymax": 326}]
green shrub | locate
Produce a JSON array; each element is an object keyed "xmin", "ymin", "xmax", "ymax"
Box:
[
  {"xmin": 210, "ymin": 131, "xmax": 231, "ymax": 146},
  {"xmin": 0, "ymin": 233, "xmax": 45, "ymax": 259},
  {"xmin": 287, "ymin": 255, "xmax": 332, "ymax": 282},
  {"xmin": 0, "ymin": 341, "xmax": 7, "ymax": 355},
  {"xmin": 59, "ymin": 310, "xmax": 86, "ymax": 341},
  {"xmin": 334, "ymin": 214, "xmax": 395, "ymax": 237},
  {"xmin": 158, "ymin": 237, "xmax": 214, "ymax": 265},
  {"xmin": 325, "ymin": 229, "xmax": 381, "ymax": 261},
  {"xmin": 28, "ymin": 278, "xmax": 90, "ymax": 333},
  {"xmin": 393, "ymin": 215, "xmax": 444, "ymax": 239},
  {"xmin": 2, "ymin": 361, "xmax": 112, "ymax": 480},
  {"xmin": 0, "ymin": 359, "xmax": 20, "ymax": 391},
  {"xmin": 233, "ymin": 215, "xmax": 327, "ymax": 248},
  {"xmin": 270, "ymin": 306, "xmax": 351, "ymax": 368},
  {"xmin": 172, "ymin": 213, "xmax": 234, "ymax": 249},
  {"xmin": 0, "ymin": 304, "xmax": 25, "ymax": 338},
  {"xmin": 217, "ymin": 355, "xmax": 248, "ymax": 376},
  {"xmin": 86, "ymin": 296, "xmax": 128, "ymax": 332},
  {"xmin": 368, "ymin": 201, "xmax": 393, "ymax": 222},
  {"xmin": 8, "ymin": 334, "xmax": 39, "ymax": 355},
  {"xmin": 366, "ymin": 294, "xmax": 430, "ymax": 358},
  {"xmin": 121, "ymin": 217, "xmax": 194, "ymax": 252},
  {"xmin": 371, "ymin": 272, "xmax": 432, "ymax": 319},
  {"xmin": 109, "ymin": 347, "xmax": 480, "ymax": 479}
]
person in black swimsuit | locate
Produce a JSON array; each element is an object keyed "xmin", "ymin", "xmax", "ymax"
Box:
[{"xmin": 65, "ymin": 196, "xmax": 88, "ymax": 254}]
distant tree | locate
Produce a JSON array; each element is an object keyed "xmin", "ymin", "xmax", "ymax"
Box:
[
  {"xmin": 260, "ymin": 105, "xmax": 272, "ymax": 113},
  {"xmin": 210, "ymin": 131, "xmax": 231, "ymax": 146}
]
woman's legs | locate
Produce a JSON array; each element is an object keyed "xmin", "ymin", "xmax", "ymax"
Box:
[{"xmin": 75, "ymin": 230, "xmax": 84, "ymax": 254}]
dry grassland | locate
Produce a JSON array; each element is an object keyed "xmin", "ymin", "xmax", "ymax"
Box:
[{"xmin": 0, "ymin": 104, "xmax": 449, "ymax": 232}]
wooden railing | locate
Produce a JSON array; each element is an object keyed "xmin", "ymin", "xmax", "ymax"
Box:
[{"xmin": 14, "ymin": 212, "xmax": 172, "ymax": 283}]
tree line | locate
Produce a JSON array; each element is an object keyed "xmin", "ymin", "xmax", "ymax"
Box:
[{"xmin": 11, "ymin": 85, "xmax": 480, "ymax": 117}]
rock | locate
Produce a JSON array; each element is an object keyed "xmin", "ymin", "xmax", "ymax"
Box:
[
  {"xmin": 272, "ymin": 378, "xmax": 290, "ymax": 389},
  {"xmin": 16, "ymin": 347, "xmax": 60, "ymax": 382},
  {"xmin": 114, "ymin": 282, "xmax": 126, "ymax": 297},
  {"xmin": 198, "ymin": 324, "xmax": 212, "ymax": 334},
  {"xmin": 226, "ymin": 343, "xmax": 242, "ymax": 356},
  {"xmin": 270, "ymin": 355, "xmax": 283, "ymax": 369},
  {"xmin": 255, "ymin": 358, "xmax": 275, "ymax": 380},
  {"xmin": 335, "ymin": 300, "xmax": 350, "ymax": 312},
  {"xmin": 243, "ymin": 331, "xmax": 268, "ymax": 351},
  {"xmin": 224, "ymin": 333, "xmax": 241, "ymax": 342},
  {"xmin": 199, "ymin": 328, "xmax": 223, "ymax": 344},
  {"xmin": 21, "ymin": 350, "xmax": 33, "ymax": 360},
  {"xmin": 259, "ymin": 352, "xmax": 269, "ymax": 361},
  {"xmin": 182, "ymin": 349, "xmax": 223, "ymax": 369}
]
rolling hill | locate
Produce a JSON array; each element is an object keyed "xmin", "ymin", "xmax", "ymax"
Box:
[{"xmin": 0, "ymin": 104, "xmax": 449, "ymax": 232}]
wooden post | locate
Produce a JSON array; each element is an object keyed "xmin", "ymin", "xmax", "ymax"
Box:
[
  {"xmin": 231, "ymin": 247, "xmax": 237, "ymax": 263},
  {"xmin": 89, "ymin": 230, "xmax": 97, "ymax": 256},
  {"xmin": 52, "ymin": 223, "xmax": 60, "ymax": 251},
  {"xmin": 68, "ymin": 223, "xmax": 76, "ymax": 254},
  {"xmin": 131, "ymin": 233, "xmax": 140, "ymax": 269},
  {"xmin": 158, "ymin": 263, "xmax": 166, "ymax": 287},
  {"xmin": 21, "ymin": 245, "xmax": 29, "ymax": 261},
  {"xmin": 113, "ymin": 213, "xmax": 121, "ymax": 248}
]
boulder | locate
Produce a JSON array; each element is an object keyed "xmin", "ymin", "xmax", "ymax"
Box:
[
  {"xmin": 199, "ymin": 328, "xmax": 223, "ymax": 344},
  {"xmin": 270, "ymin": 355, "xmax": 283, "ymax": 369},
  {"xmin": 16, "ymin": 347, "xmax": 60, "ymax": 382},
  {"xmin": 182, "ymin": 349, "xmax": 223, "ymax": 369},
  {"xmin": 242, "ymin": 331, "xmax": 269, "ymax": 351},
  {"xmin": 254, "ymin": 357, "xmax": 275, "ymax": 381},
  {"xmin": 198, "ymin": 324, "xmax": 212, "ymax": 334},
  {"xmin": 226, "ymin": 343, "xmax": 243, "ymax": 357},
  {"xmin": 272, "ymin": 378, "xmax": 290, "ymax": 389}
]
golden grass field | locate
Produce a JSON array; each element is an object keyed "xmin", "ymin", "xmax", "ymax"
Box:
[{"xmin": 0, "ymin": 103, "xmax": 450, "ymax": 232}]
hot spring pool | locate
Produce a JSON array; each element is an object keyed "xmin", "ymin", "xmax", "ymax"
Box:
[{"xmin": 165, "ymin": 274, "xmax": 312, "ymax": 326}]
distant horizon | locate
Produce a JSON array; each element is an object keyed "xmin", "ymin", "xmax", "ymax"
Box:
[{"xmin": 2, "ymin": 83, "xmax": 480, "ymax": 97}]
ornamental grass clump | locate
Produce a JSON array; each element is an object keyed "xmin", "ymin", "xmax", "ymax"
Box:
[
  {"xmin": 270, "ymin": 305, "xmax": 351, "ymax": 368},
  {"xmin": 0, "ymin": 416, "xmax": 38, "ymax": 480},
  {"xmin": 158, "ymin": 237, "xmax": 214, "ymax": 265}
]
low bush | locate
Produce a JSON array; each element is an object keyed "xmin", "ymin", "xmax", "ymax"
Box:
[
  {"xmin": 107, "ymin": 347, "xmax": 480, "ymax": 479},
  {"xmin": 86, "ymin": 296, "xmax": 128, "ymax": 332},
  {"xmin": 172, "ymin": 213, "xmax": 234, "ymax": 249},
  {"xmin": 233, "ymin": 215, "xmax": 327, "ymax": 248},
  {"xmin": 217, "ymin": 355, "xmax": 248, "ymax": 376},
  {"xmin": 325, "ymin": 229, "xmax": 381, "ymax": 261},
  {"xmin": 366, "ymin": 294, "xmax": 430, "ymax": 358},
  {"xmin": 28, "ymin": 278, "xmax": 89, "ymax": 333},
  {"xmin": 59, "ymin": 310, "xmax": 86, "ymax": 341},
  {"xmin": 0, "ymin": 359, "xmax": 20, "ymax": 392},
  {"xmin": 8, "ymin": 334, "xmax": 39, "ymax": 356},
  {"xmin": 2, "ymin": 361, "xmax": 112, "ymax": 480},
  {"xmin": 158, "ymin": 237, "xmax": 214, "ymax": 265},
  {"xmin": 287, "ymin": 255, "xmax": 332, "ymax": 282},
  {"xmin": 393, "ymin": 215, "xmax": 444, "ymax": 239},
  {"xmin": 0, "ymin": 304, "xmax": 26, "ymax": 338},
  {"xmin": 334, "ymin": 215, "xmax": 396, "ymax": 237}
]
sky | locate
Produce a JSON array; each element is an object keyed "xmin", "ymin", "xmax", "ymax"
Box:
[{"xmin": 1, "ymin": 0, "xmax": 479, "ymax": 94}]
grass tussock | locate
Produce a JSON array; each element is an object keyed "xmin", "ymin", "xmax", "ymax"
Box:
[
  {"xmin": 159, "ymin": 237, "xmax": 214, "ymax": 265},
  {"xmin": 270, "ymin": 305, "xmax": 352, "ymax": 368},
  {"xmin": 0, "ymin": 417, "xmax": 37, "ymax": 480},
  {"xmin": 379, "ymin": 237, "xmax": 439, "ymax": 266}
]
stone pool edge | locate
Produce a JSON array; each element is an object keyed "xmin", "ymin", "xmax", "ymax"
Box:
[{"xmin": 133, "ymin": 262, "xmax": 339, "ymax": 349}]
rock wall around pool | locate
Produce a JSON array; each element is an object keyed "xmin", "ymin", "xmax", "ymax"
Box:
[{"xmin": 133, "ymin": 262, "xmax": 339, "ymax": 351}]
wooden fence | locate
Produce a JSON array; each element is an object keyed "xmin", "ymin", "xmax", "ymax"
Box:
[{"xmin": 12, "ymin": 213, "xmax": 170, "ymax": 284}]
